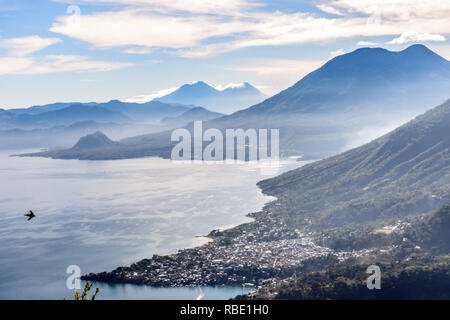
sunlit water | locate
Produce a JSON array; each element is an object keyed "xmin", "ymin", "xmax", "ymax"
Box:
[{"xmin": 0, "ymin": 150, "xmax": 304, "ymax": 299}]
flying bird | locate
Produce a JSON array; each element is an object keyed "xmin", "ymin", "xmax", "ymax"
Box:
[{"xmin": 24, "ymin": 210, "xmax": 35, "ymax": 221}]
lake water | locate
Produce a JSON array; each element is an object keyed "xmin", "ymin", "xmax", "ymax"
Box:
[{"xmin": 0, "ymin": 151, "xmax": 303, "ymax": 299}]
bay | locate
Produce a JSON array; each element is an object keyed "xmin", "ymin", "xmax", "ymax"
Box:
[{"xmin": 0, "ymin": 150, "xmax": 303, "ymax": 299}]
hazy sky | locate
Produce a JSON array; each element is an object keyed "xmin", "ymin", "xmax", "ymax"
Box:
[{"xmin": 0, "ymin": 0, "xmax": 449, "ymax": 108}]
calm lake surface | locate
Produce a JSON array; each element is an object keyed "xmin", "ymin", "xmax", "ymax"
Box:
[{"xmin": 0, "ymin": 151, "xmax": 304, "ymax": 299}]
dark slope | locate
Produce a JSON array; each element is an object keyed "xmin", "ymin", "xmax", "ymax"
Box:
[
  {"xmin": 261, "ymin": 202, "xmax": 450, "ymax": 300},
  {"xmin": 20, "ymin": 129, "xmax": 173, "ymax": 160},
  {"xmin": 72, "ymin": 131, "xmax": 120, "ymax": 150},
  {"xmin": 424, "ymin": 203, "xmax": 450, "ymax": 252},
  {"xmin": 266, "ymin": 259, "xmax": 450, "ymax": 300},
  {"xmin": 19, "ymin": 131, "xmax": 158, "ymax": 161},
  {"xmin": 404, "ymin": 202, "xmax": 450, "ymax": 254},
  {"xmin": 257, "ymin": 99, "xmax": 450, "ymax": 228}
]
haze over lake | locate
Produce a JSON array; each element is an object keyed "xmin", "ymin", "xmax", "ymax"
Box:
[{"xmin": 0, "ymin": 150, "xmax": 303, "ymax": 299}]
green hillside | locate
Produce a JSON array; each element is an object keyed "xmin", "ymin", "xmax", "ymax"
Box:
[{"xmin": 258, "ymin": 100, "xmax": 450, "ymax": 228}]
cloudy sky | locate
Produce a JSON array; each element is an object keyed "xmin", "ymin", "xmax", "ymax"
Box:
[{"xmin": 1, "ymin": 0, "xmax": 449, "ymax": 108}]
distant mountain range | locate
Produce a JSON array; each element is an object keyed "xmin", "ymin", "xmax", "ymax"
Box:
[
  {"xmin": 11, "ymin": 104, "xmax": 130, "ymax": 128},
  {"xmin": 0, "ymin": 99, "xmax": 206, "ymax": 149},
  {"xmin": 13, "ymin": 107, "xmax": 224, "ymax": 153},
  {"xmin": 0, "ymin": 100, "xmax": 195, "ymax": 130},
  {"xmin": 156, "ymin": 81, "xmax": 267, "ymax": 114},
  {"xmin": 0, "ymin": 121, "xmax": 121, "ymax": 150},
  {"xmin": 97, "ymin": 100, "xmax": 194, "ymax": 122},
  {"xmin": 31, "ymin": 44, "xmax": 450, "ymax": 160},
  {"xmin": 6, "ymin": 102, "xmax": 99, "ymax": 115},
  {"xmin": 0, "ymin": 83, "xmax": 257, "ymax": 149}
]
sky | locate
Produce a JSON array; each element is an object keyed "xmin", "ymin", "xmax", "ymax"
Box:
[{"xmin": 0, "ymin": 0, "xmax": 449, "ymax": 109}]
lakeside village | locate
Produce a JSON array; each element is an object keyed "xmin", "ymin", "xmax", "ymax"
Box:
[{"xmin": 83, "ymin": 207, "xmax": 414, "ymax": 290}]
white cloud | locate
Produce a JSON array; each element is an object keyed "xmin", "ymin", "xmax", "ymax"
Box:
[
  {"xmin": 27, "ymin": 55, "xmax": 132, "ymax": 74},
  {"xmin": 0, "ymin": 34, "xmax": 132, "ymax": 75},
  {"xmin": 124, "ymin": 81, "xmax": 263, "ymax": 103},
  {"xmin": 48, "ymin": 0, "xmax": 450, "ymax": 58},
  {"xmin": 329, "ymin": 48, "xmax": 346, "ymax": 58},
  {"xmin": 357, "ymin": 41, "xmax": 380, "ymax": 46},
  {"xmin": 387, "ymin": 31, "xmax": 446, "ymax": 45},
  {"xmin": 213, "ymin": 82, "xmax": 246, "ymax": 90},
  {"xmin": 230, "ymin": 58, "xmax": 325, "ymax": 84},
  {"xmin": 428, "ymin": 44, "xmax": 450, "ymax": 61},
  {"xmin": 0, "ymin": 35, "xmax": 61, "ymax": 56},
  {"xmin": 51, "ymin": 9, "xmax": 246, "ymax": 49},
  {"xmin": 124, "ymin": 87, "xmax": 179, "ymax": 103},
  {"xmin": 0, "ymin": 55, "xmax": 131, "ymax": 75},
  {"xmin": 0, "ymin": 57, "xmax": 34, "ymax": 75},
  {"xmin": 228, "ymin": 58, "xmax": 326, "ymax": 95},
  {"xmin": 122, "ymin": 47, "xmax": 154, "ymax": 54},
  {"xmin": 57, "ymin": 0, "xmax": 261, "ymax": 15},
  {"xmin": 317, "ymin": 4, "xmax": 344, "ymax": 16},
  {"xmin": 230, "ymin": 59, "xmax": 324, "ymax": 78},
  {"xmin": 327, "ymin": 0, "xmax": 450, "ymax": 20},
  {"xmin": 174, "ymin": 12, "xmax": 398, "ymax": 58}
]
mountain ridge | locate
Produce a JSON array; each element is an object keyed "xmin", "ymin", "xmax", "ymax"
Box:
[
  {"xmin": 161, "ymin": 106, "xmax": 224, "ymax": 128},
  {"xmin": 227, "ymin": 44, "xmax": 449, "ymax": 118},
  {"xmin": 257, "ymin": 99, "xmax": 450, "ymax": 228},
  {"xmin": 72, "ymin": 131, "xmax": 120, "ymax": 150},
  {"xmin": 17, "ymin": 45, "xmax": 450, "ymax": 160},
  {"xmin": 0, "ymin": 100, "xmax": 194, "ymax": 132},
  {"xmin": 156, "ymin": 81, "xmax": 267, "ymax": 114},
  {"xmin": 12, "ymin": 104, "xmax": 129, "ymax": 128}
]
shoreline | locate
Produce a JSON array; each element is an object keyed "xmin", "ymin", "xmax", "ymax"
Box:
[
  {"xmin": 80, "ymin": 178, "xmax": 344, "ymax": 288},
  {"xmin": 82, "ymin": 183, "xmax": 282, "ymax": 286},
  {"xmin": 1, "ymin": 153, "xmax": 295, "ymax": 299},
  {"xmin": 81, "ymin": 160, "xmax": 327, "ymax": 289},
  {"xmin": 79, "ymin": 162, "xmax": 298, "ymax": 287}
]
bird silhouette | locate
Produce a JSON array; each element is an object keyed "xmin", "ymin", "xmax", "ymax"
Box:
[{"xmin": 24, "ymin": 210, "xmax": 35, "ymax": 221}]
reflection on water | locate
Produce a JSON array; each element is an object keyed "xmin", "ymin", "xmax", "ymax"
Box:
[
  {"xmin": 0, "ymin": 150, "xmax": 302, "ymax": 299},
  {"xmin": 75, "ymin": 282, "xmax": 253, "ymax": 300}
]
